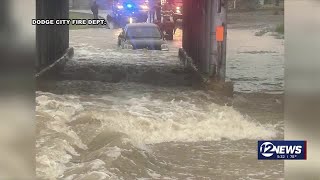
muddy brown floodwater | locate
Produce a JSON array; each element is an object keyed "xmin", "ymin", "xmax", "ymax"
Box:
[{"xmin": 36, "ymin": 10, "xmax": 284, "ymax": 180}]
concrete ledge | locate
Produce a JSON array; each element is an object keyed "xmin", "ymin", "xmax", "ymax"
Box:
[
  {"xmin": 36, "ymin": 47, "xmax": 74, "ymax": 79},
  {"xmin": 179, "ymin": 48, "xmax": 234, "ymax": 97}
]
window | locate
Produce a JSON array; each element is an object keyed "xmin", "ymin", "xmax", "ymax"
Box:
[{"xmin": 127, "ymin": 27, "xmax": 162, "ymax": 39}]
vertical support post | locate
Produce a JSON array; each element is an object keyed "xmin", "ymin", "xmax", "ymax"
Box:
[
  {"xmin": 211, "ymin": 0, "xmax": 227, "ymax": 82},
  {"xmin": 190, "ymin": 0, "xmax": 195, "ymax": 63},
  {"xmin": 209, "ymin": 0, "xmax": 217, "ymax": 77},
  {"xmin": 219, "ymin": 0, "xmax": 227, "ymax": 82},
  {"xmin": 200, "ymin": 0, "xmax": 206, "ymax": 74},
  {"xmin": 62, "ymin": 0, "xmax": 70, "ymax": 51},
  {"xmin": 36, "ymin": 0, "xmax": 70, "ymax": 72},
  {"xmin": 204, "ymin": 0, "xmax": 212, "ymax": 75},
  {"xmin": 182, "ymin": 0, "xmax": 187, "ymax": 54},
  {"xmin": 179, "ymin": 0, "xmax": 232, "ymax": 94}
]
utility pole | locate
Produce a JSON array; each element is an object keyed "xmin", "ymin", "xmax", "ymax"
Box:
[
  {"xmin": 205, "ymin": 0, "xmax": 212, "ymax": 75},
  {"xmin": 209, "ymin": 0, "xmax": 227, "ymax": 82},
  {"xmin": 219, "ymin": 0, "xmax": 227, "ymax": 82}
]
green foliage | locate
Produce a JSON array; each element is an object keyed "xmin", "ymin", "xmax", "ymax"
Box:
[
  {"xmin": 275, "ymin": 23, "xmax": 284, "ymax": 34},
  {"xmin": 242, "ymin": 0, "xmax": 258, "ymax": 9}
]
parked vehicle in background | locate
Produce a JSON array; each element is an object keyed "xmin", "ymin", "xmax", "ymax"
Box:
[
  {"xmin": 171, "ymin": 0, "xmax": 183, "ymax": 21},
  {"xmin": 110, "ymin": 0, "xmax": 149, "ymax": 27}
]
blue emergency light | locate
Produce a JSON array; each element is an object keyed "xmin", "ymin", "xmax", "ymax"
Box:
[{"xmin": 126, "ymin": 3, "xmax": 133, "ymax": 8}]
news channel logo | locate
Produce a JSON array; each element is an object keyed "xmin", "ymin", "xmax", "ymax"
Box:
[{"xmin": 258, "ymin": 141, "xmax": 307, "ymax": 160}]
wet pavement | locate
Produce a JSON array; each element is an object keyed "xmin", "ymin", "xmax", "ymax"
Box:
[{"xmin": 36, "ymin": 11, "xmax": 284, "ymax": 180}]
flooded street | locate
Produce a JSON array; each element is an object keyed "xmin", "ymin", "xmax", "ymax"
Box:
[
  {"xmin": 227, "ymin": 29, "xmax": 284, "ymax": 93},
  {"xmin": 36, "ymin": 11, "xmax": 284, "ymax": 180}
]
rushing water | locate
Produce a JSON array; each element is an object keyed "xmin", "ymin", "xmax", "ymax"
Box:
[
  {"xmin": 36, "ymin": 20, "xmax": 284, "ymax": 179},
  {"xmin": 227, "ymin": 29, "xmax": 284, "ymax": 94}
]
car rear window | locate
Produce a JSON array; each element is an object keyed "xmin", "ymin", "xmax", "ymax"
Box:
[{"xmin": 127, "ymin": 27, "xmax": 162, "ymax": 39}]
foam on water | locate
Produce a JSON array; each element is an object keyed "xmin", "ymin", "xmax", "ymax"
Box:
[
  {"xmin": 36, "ymin": 90, "xmax": 279, "ymax": 179},
  {"xmin": 36, "ymin": 91, "xmax": 278, "ymax": 144},
  {"xmin": 36, "ymin": 93, "xmax": 88, "ymax": 179},
  {"xmin": 71, "ymin": 43, "xmax": 179, "ymax": 67},
  {"xmin": 93, "ymin": 97, "xmax": 277, "ymax": 145}
]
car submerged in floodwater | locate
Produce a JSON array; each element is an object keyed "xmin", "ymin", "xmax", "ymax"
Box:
[{"xmin": 118, "ymin": 23, "xmax": 169, "ymax": 51}]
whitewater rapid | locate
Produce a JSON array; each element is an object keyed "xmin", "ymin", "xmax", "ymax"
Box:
[{"xmin": 36, "ymin": 83, "xmax": 281, "ymax": 179}]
